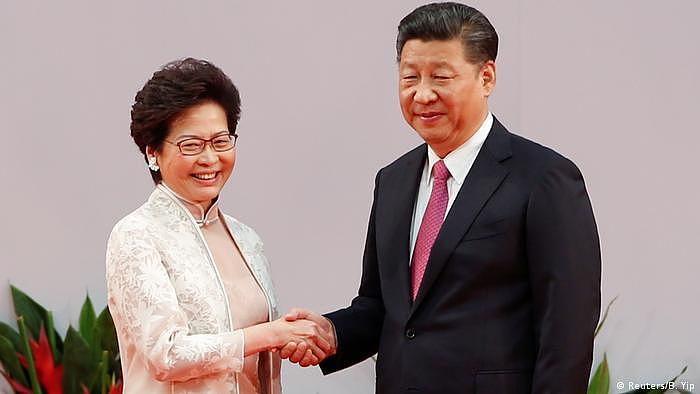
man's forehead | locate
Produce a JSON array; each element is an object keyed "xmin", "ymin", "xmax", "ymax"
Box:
[
  {"xmin": 399, "ymin": 39, "xmax": 466, "ymax": 65},
  {"xmin": 400, "ymin": 60, "xmax": 457, "ymax": 71}
]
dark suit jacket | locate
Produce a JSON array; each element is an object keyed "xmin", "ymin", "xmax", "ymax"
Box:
[{"xmin": 320, "ymin": 118, "xmax": 601, "ymax": 394}]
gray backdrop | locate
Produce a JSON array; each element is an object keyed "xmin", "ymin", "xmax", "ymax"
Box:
[{"xmin": 1, "ymin": 1, "xmax": 698, "ymax": 393}]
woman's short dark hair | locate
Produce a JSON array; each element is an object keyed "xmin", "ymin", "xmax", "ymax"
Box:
[
  {"xmin": 396, "ymin": 2, "xmax": 498, "ymax": 65},
  {"xmin": 130, "ymin": 58, "xmax": 241, "ymax": 183}
]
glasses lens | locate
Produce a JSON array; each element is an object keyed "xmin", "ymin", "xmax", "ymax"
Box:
[
  {"xmin": 179, "ymin": 139, "xmax": 205, "ymax": 155},
  {"xmin": 212, "ymin": 135, "xmax": 234, "ymax": 151}
]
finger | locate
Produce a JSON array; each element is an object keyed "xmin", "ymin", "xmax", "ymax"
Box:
[
  {"xmin": 308, "ymin": 354, "xmax": 320, "ymax": 366},
  {"xmin": 284, "ymin": 308, "xmax": 310, "ymax": 322},
  {"xmin": 299, "ymin": 349, "xmax": 317, "ymax": 367},
  {"xmin": 279, "ymin": 342, "xmax": 297, "ymax": 359},
  {"xmin": 304, "ymin": 338, "xmax": 327, "ymax": 361},
  {"xmin": 303, "ymin": 323, "xmax": 331, "ymax": 353},
  {"xmin": 290, "ymin": 341, "xmax": 308, "ymax": 363},
  {"xmin": 313, "ymin": 329, "xmax": 332, "ymax": 354}
]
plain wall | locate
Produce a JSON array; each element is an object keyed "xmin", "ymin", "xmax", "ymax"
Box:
[{"xmin": 1, "ymin": 1, "xmax": 697, "ymax": 392}]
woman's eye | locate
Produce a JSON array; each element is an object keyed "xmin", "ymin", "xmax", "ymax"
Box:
[{"xmin": 182, "ymin": 142, "xmax": 201, "ymax": 149}]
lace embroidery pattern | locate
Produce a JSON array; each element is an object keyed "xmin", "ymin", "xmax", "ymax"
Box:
[{"xmin": 106, "ymin": 187, "xmax": 279, "ymax": 392}]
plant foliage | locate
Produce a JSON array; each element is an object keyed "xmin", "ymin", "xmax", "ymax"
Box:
[{"xmin": 0, "ymin": 286, "xmax": 122, "ymax": 394}]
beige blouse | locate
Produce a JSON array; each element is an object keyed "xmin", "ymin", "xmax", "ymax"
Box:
[{"xmin": 188, "ymin": 196, "xmax": 270, "ymax": 394}]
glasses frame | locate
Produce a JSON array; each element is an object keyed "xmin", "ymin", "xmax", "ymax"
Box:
[{"xmin": 164, "ymin": 132, "xmax": 238, "ymax": 156}]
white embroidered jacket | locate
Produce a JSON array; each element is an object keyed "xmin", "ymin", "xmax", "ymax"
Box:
[{"xmin": 106, "ymin": 185, "xmax": 281, "ymax": 394}]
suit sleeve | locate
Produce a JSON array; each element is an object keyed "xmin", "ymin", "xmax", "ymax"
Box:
[
  {"xmin": 526, "ymin": 157, "xmax": 601, "ymax": 393},
  {"xmin": 320, "ymin": 171, "xmax": 385, "ymax": 374}
]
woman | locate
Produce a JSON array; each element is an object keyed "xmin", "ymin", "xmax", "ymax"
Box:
[{"xmin": 106, "ymin": 58, "xmax": 329, "ymax": 393}]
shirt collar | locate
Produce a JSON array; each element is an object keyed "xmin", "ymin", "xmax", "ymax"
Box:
[
  {"xmin": 426, "ymin": 112, "xmax": 493, "ymax": 185},
  {"xmin": 158, "ymin": 182, "xmax": 220, "ymax": 227}
]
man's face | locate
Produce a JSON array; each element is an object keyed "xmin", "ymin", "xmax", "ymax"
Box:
[{"xmin": 399, "ymin": 38, "xmax": 495, "ymax": 157}]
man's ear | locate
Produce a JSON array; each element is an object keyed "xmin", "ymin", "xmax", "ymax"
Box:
[{"xmin": 481, "ymin": 60, "xmax": 497, "ymax": 96}]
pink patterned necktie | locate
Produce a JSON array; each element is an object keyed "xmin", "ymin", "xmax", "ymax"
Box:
[{"xmin": 411, "ymin": 160, "xmax": 451, "ymax": 300}]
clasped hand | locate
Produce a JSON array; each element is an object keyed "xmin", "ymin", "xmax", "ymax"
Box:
[{"xmin": 271, "ymin": 308, "xmax": 336, "ymax": 367}]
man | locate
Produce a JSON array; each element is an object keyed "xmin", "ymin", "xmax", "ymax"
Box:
[{"xmin": 284, "ymin": 3, "xmax": 601, "ymax": 393}]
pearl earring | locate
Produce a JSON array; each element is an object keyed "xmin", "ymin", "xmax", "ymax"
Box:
[{"xmin": 148, "ymin": 156, "xmax": 160, "ymax": 172}]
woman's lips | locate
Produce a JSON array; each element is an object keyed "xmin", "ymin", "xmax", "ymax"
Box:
[{"xmin": 191, "ymin": 171, "xmax": 220, "ymax": 185}]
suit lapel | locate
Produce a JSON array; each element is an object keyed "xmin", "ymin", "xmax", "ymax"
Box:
[
  {"xmin": 378, "ymin": 146, "xmax": 426, "ymax": 314},
  {"xmin": 410, "ymin": 119, "xmax": 513, "ymax": 313}
]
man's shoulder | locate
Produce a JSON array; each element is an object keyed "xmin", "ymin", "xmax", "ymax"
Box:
[
  {"xmin": 498, "ymin": 126, "xmax": 584, "ymax": 186},
  {"xmin": 509, "ymin": 131, "xmax": 565, "ymax": 161},
  {"xmin": 489, "ymin": 117, "xmax": 579, "ymax": 171}
]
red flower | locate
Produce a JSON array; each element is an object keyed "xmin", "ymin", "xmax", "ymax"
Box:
[
  {"xmin": 109, "ymin": 380, "xmax": 123, "ymax": 394},
  {"xmin": 16, "ymin": 326, "xmax": 64, "ymax": 394}
]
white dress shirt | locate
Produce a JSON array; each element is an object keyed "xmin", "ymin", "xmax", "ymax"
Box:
[{"xmin": 409, "ymin": 112, "xmax": 493, "ymax": 262}]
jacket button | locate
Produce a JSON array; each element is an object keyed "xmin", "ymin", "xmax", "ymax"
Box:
[{"xmin": 405, "ymin": 328, "xmax": 415, "ymax": 339}]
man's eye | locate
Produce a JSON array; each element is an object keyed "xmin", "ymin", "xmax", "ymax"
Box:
[
  {"xmin": 402, "ymin": 76, "xmax": 417, "ymax": 80},
  {"xmin": 434, "ymin": 76, "xmax": 451, "ymax": 80}
]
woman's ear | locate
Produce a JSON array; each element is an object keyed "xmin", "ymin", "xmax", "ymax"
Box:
[
  {"xmin": 146, "ymin": 145, "xmax": 156, "ymax": 159},
  {"xmin": 145, "ymin": 146, "xmax": 160, "ymax": 172}
]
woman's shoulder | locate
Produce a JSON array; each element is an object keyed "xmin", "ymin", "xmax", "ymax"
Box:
[
  {"xmin": 107, "ymin": 202, "xmax": 161, "ymax": 246},
  {"xmin": 109, "ymin": 188, "xmax": 171, "ymax": 236}
]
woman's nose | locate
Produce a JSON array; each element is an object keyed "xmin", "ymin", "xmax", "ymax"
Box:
[{"xmin": 197, "ymin": 143, "xmax": 218, "ymax": 163}]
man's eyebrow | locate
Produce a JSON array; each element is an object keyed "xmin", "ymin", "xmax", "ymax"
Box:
[{"xmin": 400, "ymin": 60, "xmax": 454, "ymax": 68}]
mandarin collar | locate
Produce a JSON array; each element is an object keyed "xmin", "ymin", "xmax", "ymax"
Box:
[{"xmin": 158, "ymin": 183, "xmax": 220, "ymax": 227}]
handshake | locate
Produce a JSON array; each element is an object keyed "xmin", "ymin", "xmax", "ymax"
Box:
[{"xmin": 269, "ymin": 308, "xmax": 337, "ymax": 367}]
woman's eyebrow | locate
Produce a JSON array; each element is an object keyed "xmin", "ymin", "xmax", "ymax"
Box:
[{"xmin": 174, "ymin": 130, "xmax": 230, "ymax": 140}]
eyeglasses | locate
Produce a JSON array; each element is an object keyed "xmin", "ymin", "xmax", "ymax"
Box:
[{"xmin": 164, "ymin": 133, "xmax": 238, "ymax": 156}]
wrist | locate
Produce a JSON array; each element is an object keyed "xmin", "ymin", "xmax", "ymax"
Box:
[
  {"xmin": 322, "ymin": 317, "xmax": 338, "ymax": 352},
  {"xmin": 269, "ymin": 319, "xmax": 286, "ymax": 349}
]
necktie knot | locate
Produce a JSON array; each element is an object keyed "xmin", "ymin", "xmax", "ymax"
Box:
[{"xmin": 432, "ymin": 160, "xmax": 450, "ymax": 182}]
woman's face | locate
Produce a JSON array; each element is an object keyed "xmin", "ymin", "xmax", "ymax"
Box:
[{"xmin": 150, "ymin": 100, "xmax": 235, "ymax": 208}]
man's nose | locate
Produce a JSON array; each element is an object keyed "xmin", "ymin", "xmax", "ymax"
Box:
[{"xmin": 414, "ymin": 82, "xmax": 438, "ymax": 104}]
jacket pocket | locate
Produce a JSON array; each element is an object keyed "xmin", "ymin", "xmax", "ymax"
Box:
[
  {"xmin": 474, "ymin": 369, "xmax": 532, "ymax": 394},
  {"xmin": 463, "ymin": 218, "xmax": 509, "ymax": 241}
]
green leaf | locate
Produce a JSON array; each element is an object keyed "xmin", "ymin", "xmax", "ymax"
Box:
[
  {"xmin": 97, "ymin": 350, "xmax": 109, "ymax": 394},
  {"xmin": 62, "ymin": 326, "xmax": 97, "ymax": 394},
  {"xmin": 17, "ymin": 317, "xmax": 42, "ymax": 394},
  {"xmin": 45, "ymin": 311, "xmax": 60, "ymax": 364},
  {"xmin": 594, "ymin": 296, "xmax": 618, "ymax": 338},
  {"xmin": 11, "ymin": 286, "xmax": 48, "ymax": 340},
  {"xmin": 9, "ymin": 286, "xmax": 64, "ymax": 356},
  {"xmin": 0, "ymin": 334, "xmax": 28, "ymax": 387},
  {"xmin": 0, "ymin": 322, "xmax": 23, "ymax": 356},
  {"xmin": 93, "ymin": 308, "xmax": 121, "ymax": 380},
  {"xmin": 587, "ymin": 353, "xmax": 610, "ymax": 394},
  {"xmin": 79, "ymin": 294, "xmax": 96, "ymax": 345},
  {"xmin": 669, "ymin": 365, "xmax": 688, "ymax": 383}
]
